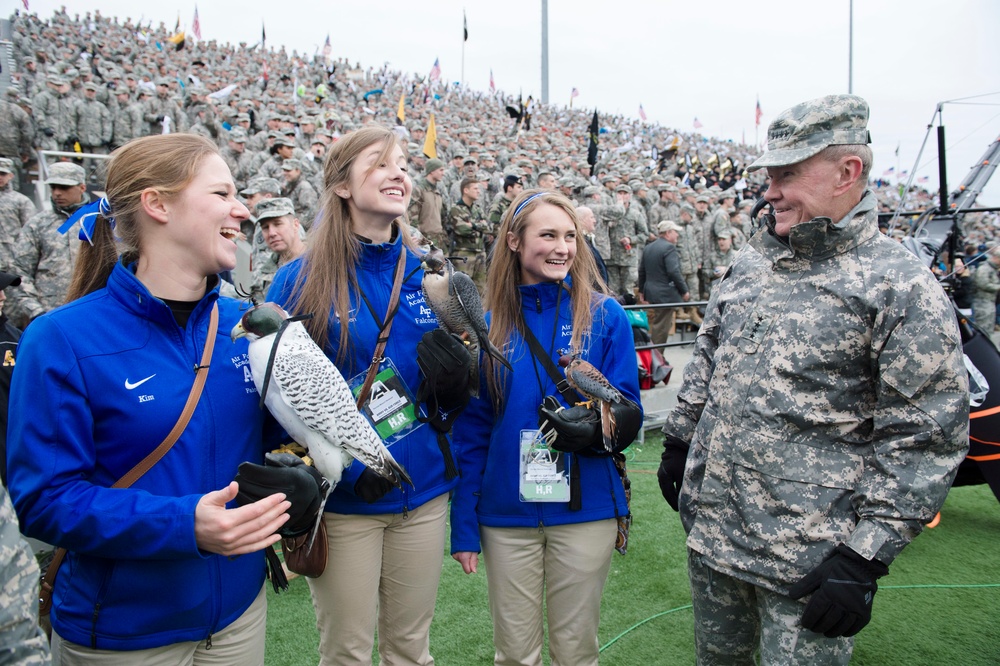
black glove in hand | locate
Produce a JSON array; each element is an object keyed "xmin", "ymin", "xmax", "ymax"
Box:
[
  {"xmin": 234, "ymin": 452, "xmax": 328, "ymax": 537},
  {"xmin": 788, "ymin": 544, "xmax": 889, "ymax": 638},
  {"xmin": 657, "ymin": 434, "xmax": 689, "ymax": 512},
  {"xmin": 416, "ymin": 329, "xmax": 473, "ymax": 431},
  {"xmin": 538, "ymin": 395, "xmax": 602, "ymax": 452},
  {"xmin": 354, "ymin": 467, "xmax": 395, "ymax": 504}
]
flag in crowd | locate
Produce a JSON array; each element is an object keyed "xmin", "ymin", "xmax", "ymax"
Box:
[
  {"xmin": 639, "ymin": 104, "xmax": 647, "ymax": 121},
  {"xmin": 424, "ymin": 114, "xmax": 438, "ymax": 159},
  {"xmin": 755, "ymin": 97, "xmax": 762, "ymax": 126},
  {"xmin": 429, "ymin": 58, "xmax": 441, "ymax": 82},
  {"xmin": 262, "ymin": 22, "xmax": 267, "ymax": 48},
  {"xmin": 693, "ymin": 117, "xmax": 703, "ymax": 129},
  {"xmin": 489, "ymin": 69, "xmax": 495, "ymax": 93},
  {"xmin": 192, "ymin": 6, "xmax": 201, "ymax": 40},
  {"xmin": 397, "ymin": 93, "xmax": 405, "ymax": 125},
  {"xmin": 571, "ymin": 87, "xmax": 579, "ymax": 99},
  {"xmin": 322, "ymin": 34, "xmax": 331, "ymax": 59},
  {"xmin": 918, "ymin": 176, "xmax": 930, "ymax": 183},
  {"xmin": 21, "ymin": 0, "xmax": 28, "ymax": 11},
  {"xmin": 883, "ymin": 167, "xmax": 895, "ymax": 176},
  {"xmin": 587, "ymin": 110, "xmax": 599, "ymax": 174},
  {"xmin": 463, "ymin": 11, "xmax": 468, "ymax": 42}
]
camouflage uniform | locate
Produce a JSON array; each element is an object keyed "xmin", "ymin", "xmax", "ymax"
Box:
[
  {"xmin": 664, "ymin": 192, "xmax": 968, "ymax": 659},
  {"xmin": 33, "ymin": 85, "xmax": 78, "ymax": 151},
  {"xmin": 0, "ymin": 99, "xmax": 34, "ymax": 165},
  {"xmin": 281, "ymin": 173, "xmax": 319, "ymax": 229},
  {"xmin": 0, "ymin": 484, "xmax": 50, "ymax": 665},
  {"xmin": 971, "ymin": 259, "xmax": 1000, "ymax": 328},
  {"xmin": 0, "ymin": 180, "xmax": 38, "ymax": 272},
  {"xmin": 111, "ymin": 98, "xmax": 145, "ymax": 148},
  {"xmin": 449, "ymin": 199, "xmax": 490, "ymax": 292},
  {"xmin": 604, "ymin": 197, "xmax": 644, "ymax": 296},
  {"xmin": 9, "ymin": 196, "xmax": 88, "ymax": 326},
  {"xmin": 72, "ymin": 95, "xmax": 112, "ymax": 152},
  {"xmin": 142, "ymin": 91, "xmax": 188, "ymax": 136},
  {"xmin": 705, "ymin": 242, "xmax": 734, "ymax": 297},
  {"xmin": 692, "ymin": 208, "xmax": 715, "ymax": 299},
  {"xmin": 408, "ymin": 177, "xmax": 449, "ymax": 250},
  {"xmin": 486, "ymin": 195, "xmax": 513, "ymax": 240}
]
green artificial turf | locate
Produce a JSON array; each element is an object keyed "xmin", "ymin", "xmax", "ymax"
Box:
[{"xmin": 266, "ymin": 440, "xmax": 1000, "ymax": 665}]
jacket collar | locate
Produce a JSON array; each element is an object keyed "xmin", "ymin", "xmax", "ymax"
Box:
[
  {"xmin": 107, "ymin": 259, "xmax": 220, "ymax": 328},
  {"xmin": 753, "ymin": 190, "xmax": 878, "ymax": 263}
]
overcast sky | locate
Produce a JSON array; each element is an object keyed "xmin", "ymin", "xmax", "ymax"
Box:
[{"xmin": 15, "ymin": 0, "xmax": 1000, "ymax": 203}]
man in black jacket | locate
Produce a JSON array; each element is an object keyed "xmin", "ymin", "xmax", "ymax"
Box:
[{"xmin": 638, "ymin": 221, "xmax": 690, "ymax": 344}]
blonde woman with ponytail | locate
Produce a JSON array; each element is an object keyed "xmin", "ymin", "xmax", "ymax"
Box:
[{"xmin": 8, "ymin": 134, "xmax": 290, "ymax": 664}]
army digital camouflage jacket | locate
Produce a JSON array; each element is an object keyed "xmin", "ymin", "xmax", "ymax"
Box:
[{"xmin": 664, "ymin": 191, "xmax": 969, "ymax": 593}]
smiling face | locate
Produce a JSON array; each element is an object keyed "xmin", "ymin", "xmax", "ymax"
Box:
[
  {"xmin": 508, "ymin": 201, "xmax": 578, "ymax": 285},
  {"xmin": 336, "ymin": 139, "xmax": 411, "ymax": 233},
  {"xmin": 764, "ymin": 152, "xmax": 845, "ymax": 236},
  {"xmin": 159, "ymin": 153, "xmax": 249, "ymax": 276}
]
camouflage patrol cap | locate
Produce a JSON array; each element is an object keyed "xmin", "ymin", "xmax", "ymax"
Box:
[
  {"xmin": 0, "ymin": 158, "xmax": 13, "ymax": 174},
  {"xmin": 228, "ymin": 128, "xmax": 248, "ymax": 143},
  {"xmin": 748, "ymin": 94, "xmax": 871, "ymax": 172},
  {"xmin": 240, "ymin": 177, "xmax": 281, "ymax": 196},
  {"xmin": 254, "ymin": 197, "xmax": 295, "ymax": 222},
  {"xmin": 45, "ymin": 162, "xmax": 86, "ymax": 186},
  {"xmin": 615, "ymin": 184, "xmax": 631, "ymax": 194},
  {"xmin": 281, "ymin": 158, "xmax": 303, "ymax": 171},
  {"xmin": 273, "ymin": 136, "xmax": 296, "ymax": 148},
  {"xmin": 583, "ymin": 185, "xmax": 601, "ymax": 197}
]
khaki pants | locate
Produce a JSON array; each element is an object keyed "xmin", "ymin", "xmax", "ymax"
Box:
[
  {"xmin": 688, "ymin": 551, "xmax": 852, "ymax": 665},
  {"xmin": 51, "ymin": 586, "xmax": 267, "ymax": 666},
  {"xmin": 480, "ymin": 519, "xmax": 617, "ymax": 666},
  {"xmin": 307, "ymin": 493, "xmax": 449, "ymax": 666}
]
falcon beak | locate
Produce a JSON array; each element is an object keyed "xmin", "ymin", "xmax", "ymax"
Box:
[{"xmin": 230, "ymin": 321, "xmax": 247, "ymax": 343}]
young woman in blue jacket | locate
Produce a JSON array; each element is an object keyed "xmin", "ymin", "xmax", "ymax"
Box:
[
  {"xmin": 6, "ymin": 134, "xmax": 291, "ymax": 663},
  {"xmin": 451, "ymin": 190, "xmax": 642, "ymax": 665},
  {"xmin": 267, "ymin": 126, "xmax": 469, "ymax": 665}
]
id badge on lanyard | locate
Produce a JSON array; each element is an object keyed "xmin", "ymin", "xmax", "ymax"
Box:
[
  {"xmin": 349, "ymin": 357, "xmax": 425, "ymax": 446},
  {"xmin": 518, "ymin": 429, "xmax": 571, "ymax": 502}
]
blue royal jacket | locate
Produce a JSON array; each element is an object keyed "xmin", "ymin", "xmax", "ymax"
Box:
[
  {"xmin": 267, "ymin": 233, "xmax": 459, "ymax": 515},
  {"xmin": 450, "ymin": 279, "xmax": 641, "ymax": 554},
  {"xmin": 6, "ymin": 260, "xmax": 268, "ymax": 651}
]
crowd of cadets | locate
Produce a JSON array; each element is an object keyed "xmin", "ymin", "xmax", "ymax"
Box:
[{"xmin": 1, "ymin": 7, "xmax": 996, "ymax": 319}]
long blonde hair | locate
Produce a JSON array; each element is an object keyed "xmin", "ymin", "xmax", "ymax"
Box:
[
  {"xmin": 484, "ymin": 189, "xmax": 609, "ymax": 405},
  {"xmin": 288, "ymin": 126, "xmax": 417, "ymax": 362},
  {"xmin": 66, "ymin": 134, "xmax": 220, "ymax": 302}
]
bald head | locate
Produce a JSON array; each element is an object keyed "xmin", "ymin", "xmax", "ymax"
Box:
[{"xmin": 576, "ymin": 206, "xmax": 596, "ymax": 234}]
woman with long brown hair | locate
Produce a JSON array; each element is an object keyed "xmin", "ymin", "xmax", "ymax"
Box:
[
  {"xmin": 7, "ymin": 134, "xmax": 290, "ymax": 664},
  {"xmin": 450, "ymin": 190, "xmax": 642, "ymax": 665},
  {"xmin": 267, "ymin": 126, "xmax": 470, "ymax": 665}
]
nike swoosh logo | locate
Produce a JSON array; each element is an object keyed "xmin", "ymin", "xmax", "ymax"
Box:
[{"xmin": 125, "ymin": 374, "xmax": 156, "ymax": 390}]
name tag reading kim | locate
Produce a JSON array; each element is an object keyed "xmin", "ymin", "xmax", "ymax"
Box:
[
  {"xmin": 519, "ymin": 429, "xmax": 570, "ymax": 502},
  {"xmin": 349, "ymin": 357, "xmax": 424, "ymax": 446}
]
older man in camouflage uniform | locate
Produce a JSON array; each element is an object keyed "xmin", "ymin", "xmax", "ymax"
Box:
[
  {"xmin": 658, "ymin": 95, "xmax": 969, "ymax": 665},
  {"xmin": 9, "ymin": 163, "xmax": 90, "ymax": 328},
  {"xmin": 0, "ymin": 483, "xmax": 50, "ymax": 664}
]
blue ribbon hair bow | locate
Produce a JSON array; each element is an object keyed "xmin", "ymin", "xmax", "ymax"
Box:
[{"xmin": 57, "ymin": 197, "xmax": 114, "ymax": 244}]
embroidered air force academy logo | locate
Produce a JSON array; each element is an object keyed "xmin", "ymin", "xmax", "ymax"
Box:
[{"xmin": 3, "ymin": 349, "xmax": 14, "ymax": 366}]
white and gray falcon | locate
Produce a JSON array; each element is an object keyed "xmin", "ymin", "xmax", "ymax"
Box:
[
  {"xmin": 420, "ymin": 247, "xmax": 512, "ymax": 396},
  {"xmin": 231, "ymin": 303, "xmax": 413, "ymax": 490}
]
